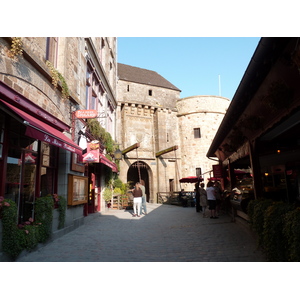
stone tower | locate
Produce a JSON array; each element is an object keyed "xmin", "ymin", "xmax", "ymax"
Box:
[
  {"xmin": 177, "ymin": 96, "xmax": 230, "ymax": 191},
  {"xmin": 116, "ymin": 63, "xmax": 229, "ymax": 202}
]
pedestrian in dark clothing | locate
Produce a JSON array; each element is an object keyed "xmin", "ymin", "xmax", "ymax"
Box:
[
  {"xmin": 195, "ymin": 181, "xmax": 201, "ymax": 212},
  {"xmin": 179, "ymin": 189, "xmax": 187, "ymax": 207}
]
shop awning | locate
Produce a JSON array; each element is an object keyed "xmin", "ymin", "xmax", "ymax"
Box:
[
  {"xmin": 1, "ymin": 100, "xmax": 82, "ymax": 156},
  {"xmin": 179, "ymin": 176, "xmax": 203, "ymax": 183},
  {"xmin": 99, "ymin": 153, "xmax": 118, "ymax": 173}
]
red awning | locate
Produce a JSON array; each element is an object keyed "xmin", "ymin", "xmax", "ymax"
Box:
[
  {"xmin": 179, "ymin": 176, "xmax": 203, "ymax": 183},
  {"xmin": 1, "ymin": 100, "xmax": 82, "ymax": 156},
  {"xmin": 99, "ymin": 153, "xmax": 118, "ymax": 173}
]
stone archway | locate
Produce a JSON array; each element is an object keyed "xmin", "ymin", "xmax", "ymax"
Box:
[{"xmin": 127, "ymin": 161, "xmax": 151, "ymax": 202}]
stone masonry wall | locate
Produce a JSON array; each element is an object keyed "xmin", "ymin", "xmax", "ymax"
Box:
[
  {"xmin": 177, "ymin": 96, "xmax": 230, "ymax": 185},
  {"xmin": 117, "ymin": 79, "xmax": 180, "ymax": 110}
]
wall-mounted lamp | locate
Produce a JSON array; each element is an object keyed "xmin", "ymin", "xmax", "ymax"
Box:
[{"xmin": 114, "ymin": 148, "xmax": 123, "ymax": 160}]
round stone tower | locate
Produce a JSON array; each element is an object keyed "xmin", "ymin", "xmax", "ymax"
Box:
[{"xmin": 176, "ymin": 95, "xmax": 230, "ymax": 186}]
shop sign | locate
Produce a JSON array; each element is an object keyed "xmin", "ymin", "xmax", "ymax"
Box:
[
  {"xmin": 75, "ymin": 110, "xmax": 98, "ymax": 119},
  {"xmin": 213, "ymin": 164, "xmax": 222, "ymax": 178},
  {"xmin": 82, "ymin": 141, "xmax": 100, "ymax": 163}
]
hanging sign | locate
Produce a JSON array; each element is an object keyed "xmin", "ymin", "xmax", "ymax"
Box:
[
  {"xmin": 75, "ymin": 110, "xmax": 98, "ymax": 119},
  {"xmin": 213, "ymin": 164, "xmax": 222, "ymax": 178},
  {"xmin": 82, "ymin": 141, "xmax": 100, "ymax": 163}
]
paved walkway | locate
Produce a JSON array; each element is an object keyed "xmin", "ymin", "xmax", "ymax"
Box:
[{"xmin": 16, "ymin": 203, "xmax": 266, "ymax": 262}]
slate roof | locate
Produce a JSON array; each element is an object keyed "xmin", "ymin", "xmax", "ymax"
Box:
[{"xmin": 117, "ymin": 63, "xmax": 181, "ymax": 92}]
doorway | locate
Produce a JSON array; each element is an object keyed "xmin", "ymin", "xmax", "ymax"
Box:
[{"xmin": 127, "ymin": 161, "xmax": 150, "ymax": 202}]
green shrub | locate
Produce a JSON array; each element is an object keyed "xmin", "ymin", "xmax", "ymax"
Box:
[
  {"xmin": 247, "ymin": 198, "xmax": 259, "ymax": 227},
  {"xmin": 56, "ymin": 195, "xmax": 67, "ymax": 230},
  {"xmin": 103, "ymin": 188, "xmax": 113, "ymax": 202},
  {"xmin": 34, "ymin": 195, "xmax": 54, "ymax": 242},
  {"xmin": 283, "ymin": 207, "xmax": 300, "ymax": 261},
  {"xmin": 263, "ymin": 202, "xmax": 291, "ymax": 261},
  {"xmin": 251, "ymin": 198, "xmax": 273, "ymax": 247},
  {"xmin": 1, "ymin": 199, "xmax": 24, "ymax": 259},
  {"xmin": 21, "ymin": 224, "xmax": 40, "ymax": 251}
]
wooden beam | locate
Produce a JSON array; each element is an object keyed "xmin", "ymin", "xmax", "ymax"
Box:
[
  {"xmin": 156, "ymin": 145, "xmax": 178, "ymax": 157},
  {"xmin": 122, "ymin": 143, "xmax": 140, "ymax": 155}
]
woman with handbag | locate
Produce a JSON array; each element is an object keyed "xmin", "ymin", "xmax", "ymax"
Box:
[{"xmin": 131, "ymin": 182, "xmax": 143, "ymax": 217}]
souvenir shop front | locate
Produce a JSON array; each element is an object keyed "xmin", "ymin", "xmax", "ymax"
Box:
[{"xmin": 0, "ymin": 82, "xmax": 83, "ymax": 223}]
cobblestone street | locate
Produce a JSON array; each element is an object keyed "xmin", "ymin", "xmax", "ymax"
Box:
[{"xmin": 16, "ymin": 203, "xmax": 265, "ymax": 262}]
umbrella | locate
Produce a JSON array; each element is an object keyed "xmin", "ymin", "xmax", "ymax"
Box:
[
  {"xmin": 179, "ymin": 176, "xmax": 203, "ymax": 183},
  {"xmin": 207, "ymin": 177, "xmax": 221, "ymax": 181}
]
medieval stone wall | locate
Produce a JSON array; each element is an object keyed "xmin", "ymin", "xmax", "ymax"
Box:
[
  {"xmin": 177, "ymin": 96, "xmax": 230, "ymax": 184},
  {"xmin": 117, "ymin": 78, "xmax": 230, "ymax": 200},
  {"xmin": 117, "ymin": 80, "xmax": 180, "ymax": 110}
]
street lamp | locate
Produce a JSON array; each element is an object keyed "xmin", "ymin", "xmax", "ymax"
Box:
[{"xmin": 114, "ymin": 148, "xmax": 123, "ymax": 160}]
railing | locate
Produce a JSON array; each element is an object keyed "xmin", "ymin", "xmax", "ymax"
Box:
[
  {"xmin": 111, "ymin": 194, "xmax": 133, "ymax": 210},
  {"xmin": 157, "ymin": 191, "xmax": 195, "ymax": 207}
]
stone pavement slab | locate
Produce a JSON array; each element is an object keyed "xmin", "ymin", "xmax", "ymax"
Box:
[{"xmin": 16, "ymin": 203, "xmax": 266, "ymax": 262}]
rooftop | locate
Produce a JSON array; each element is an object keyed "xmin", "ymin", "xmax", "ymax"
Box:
[{"xmin": 117, "ymin": 63, "xmax": 181, "ymax": 92}]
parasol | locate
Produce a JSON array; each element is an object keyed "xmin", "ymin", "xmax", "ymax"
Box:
[{"xmin": 179, "ymin": 176, "xmax": 203, "ymax": 183}]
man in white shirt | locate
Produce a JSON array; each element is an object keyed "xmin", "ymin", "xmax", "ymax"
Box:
[{"xmin": 206, "ymin": 181, "xmax": 218, "ymax": 219}]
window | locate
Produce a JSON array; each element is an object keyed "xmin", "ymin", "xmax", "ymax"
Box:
[
  {"xmin": 46, "ymin": 37, "xmax": 58, "ymax": 67},
  {"xmin": 127, "ymin": 85, "xmax": 130, "ymax": 92},
  {"xmin": 194, "ymin": 128, "xmax": 201, "ymax": 138},
  {"xmin": 86, "ymin": 62, "xmax": 104, "ymax": 111},
  {"xmin": 40, "ymin": 142, "xmax": 58, "ymax": 197},
  {"xmin": 148, "ymin": 90, "xmax": 152, "ymax": 96},
  {"xmin": 196, "ymin": 168, "xmax": 202, "ymax": 177}
]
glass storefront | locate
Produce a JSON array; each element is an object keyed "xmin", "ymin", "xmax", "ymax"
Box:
[{"xmin": 3, "ymin": 114, "xmax": 58, "ymax": 223}]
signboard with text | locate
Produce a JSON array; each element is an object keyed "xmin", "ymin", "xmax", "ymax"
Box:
[
  {"xmin": 75, "ymin": 110, "xmax": 98, "ymax": 119},
  {"xmin": 82, "ymin": 141, "xmax": 100, "ymax": 163},
  {"xmin": 213, "ymin": 164, "xmax": 222, "ymax": 179}
]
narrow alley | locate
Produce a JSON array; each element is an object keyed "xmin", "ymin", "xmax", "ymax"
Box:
[{"xmin": 16, "ymin": 203, "xmax": 265, "ymax": 262}]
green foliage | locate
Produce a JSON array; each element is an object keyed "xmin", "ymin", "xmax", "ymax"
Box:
[
  {"xmin": 34, "ymin": 195, "xmax": 54, "ymax": 243},
  {"xmin": 57, "ymin": 195, "xmax": 67, "ymax": 230},
  {"xmin": 247, "ymin": 198, "xmax": 300, "ymax": 261},
  {"xmin": 86, "ymin": 118, "xmax": 117, "ymax": 158},
  {"xmin": 103, "ymin": 188, "xmax": 113, "ymax": 202},
  {"xmin": 21, "ymin": 224, "xmax": 41, "ymax": 251},
  {"xmin": 113, "ymin": 188, "xmax": 122, "ymax": 195},
  {"xmin": 1, "ymin": 194, "xmax": 68, "ymax": 259},
  {"xmin": 263, "ymin": 202, "xmax": 291, "ymax": 261},
  {"xmin": 46, "ymin": 60, "xmax": 69, "ymax": 99},
  {"xmin": 248, "ymin": 198, "xmax": 273, "ymax": 247},
  {"xmin": 1, "ymin": 199, "xmax": 23, "ymax": 259},
  {"xmin": 247, "ymin": 198, "xmax": 259, "ymax": 227},
  {"xmin": 7, "ymin": 37, "xmax": 23, "ymax": 60},
  {"xmin": 114, "ymin": 178, "xmax": 123, "ymax": 190},
  {"xmin": 283, "ymin": 208, "xmax": 300, "ymax": 261},
  {"xmin": 104, "ymin": 131, "xmax": 114, "ymax": 154}
]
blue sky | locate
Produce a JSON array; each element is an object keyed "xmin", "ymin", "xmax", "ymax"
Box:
[{"xmin": 117, "ymin": 37, "xmax": 261, "ymax": 100}]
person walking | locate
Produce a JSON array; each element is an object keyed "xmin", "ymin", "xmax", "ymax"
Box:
[
  {"xmin": 206, "ymin": 181, "xmax": 218, "ymax": 219},
  {"xmin": 199, "ymin": 183, "xmax": 208, "ymax": 217},
  {"xmin": 195, "ymin": 180, "xmax": 201, "ymax": 212},
  {"xmin": 214, "ymin": 181, "xmax": 222, "ymax": 217},
  {"xmin": 131, "ymin": 182, "xmax": 142, "ymax": 217},
  {"xmin": 140, "ymin": 179, "xmax": 147, "ymax": 215}
]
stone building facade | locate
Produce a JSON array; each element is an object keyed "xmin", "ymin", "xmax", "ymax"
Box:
[
  {"xmin": 0, "ymin": 37, "xmax": 117, "ymax": 260},
  {"xmin": 177, "ymin": 95, "xmax": 230, "ymax": 184},
  {"xmin": 117, "ymin": 63, "xmax": 230, "ymax": 202}
]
